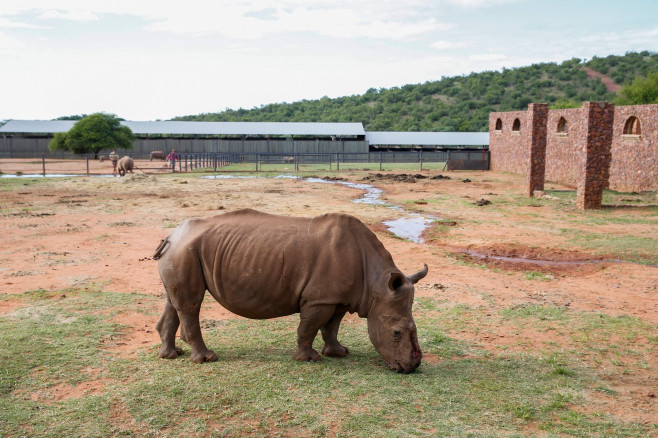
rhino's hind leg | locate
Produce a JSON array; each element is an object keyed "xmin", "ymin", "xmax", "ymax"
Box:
[
  {"xmin": 320, "ymin": 311, "xmax": 349, "ymax": 358},
  {"xmin": 177, "ymin": 304, "xmax": 218, "ymax": 363},
  {"xmin": 293, "ymin": 305, "xmax": 338, "ymax": 362},
  {"xmin": 156, "ymin": 298, "xmax": 184, "ymax": 359}
]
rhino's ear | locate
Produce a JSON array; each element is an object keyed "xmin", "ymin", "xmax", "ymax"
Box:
[{"xmin": 388, "ymin": 272, "xmax": 405, "ymax": 292}]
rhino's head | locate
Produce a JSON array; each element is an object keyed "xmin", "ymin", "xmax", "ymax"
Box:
[{"xmin": 367, "ymin": 264, "xmax": 427, "ymax": 373}]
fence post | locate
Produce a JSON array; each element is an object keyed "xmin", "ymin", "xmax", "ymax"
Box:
[
  {"xmin": 86, "ymin": 154, "xmax": 90, "ymax": 176},
  {"xmin": 42, "ymin": 155, "xmax": 46, "ymax": 176},
  {"xmin": 379, "ymin": 152, "xmax": 383, "ymax": 171},
  {"xmin": 257, "ymin": 154, "xmax": 260, "ymax": 172},
  {"xmin": 295, "ymin": 155, "xmax": 299, "ymax": 172},
  {"xmin": 336, "ymin": 153, "xmax": 339, "ymax": 171},
  {"xmin": 419, "ymin": 150, "xmax": 423, "ymax": 172}
]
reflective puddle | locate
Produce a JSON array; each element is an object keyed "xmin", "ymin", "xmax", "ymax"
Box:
[
  {"xmin": 383, "ymin": 216, "xmax": 435, "ymax": 244},
  {"xmin": 203, "ymin": 174, "xmax": 436, "ymax": 243}
]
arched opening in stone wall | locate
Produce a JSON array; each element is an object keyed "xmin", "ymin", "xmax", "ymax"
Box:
[
  {"xmin": 623, "ymin": 116, "xmax": 641, "ymax": 135},
  {"xmin": 557, "ymin": 117, "xmax": 568, "ymax": 133},
  {"xmin": 495, "ymin": 118, "xmax": 502, "ymax": 131},
  {"xmin": 512, "ymin": 118, "xmax": 521, "ymax": 132}
]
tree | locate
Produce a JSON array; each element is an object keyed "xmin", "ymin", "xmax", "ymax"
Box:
[
  {"xmin": 616, "ymin": 72, "xmax": 658, "ymax": 105},
  {"xmin": 48, "ymin": 113, "xmax": 135, "ymax": 155}
]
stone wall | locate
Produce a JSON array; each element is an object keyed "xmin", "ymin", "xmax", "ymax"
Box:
[
  {"xmin": 489, "ymin": 110, "xmax": 528, "ymax": 173},
  {"xmin": 525, "ymin": 103, "xmax": 549, "ymax": 196},
  {"xmin": 610, "ymin": 104, "xmax": 658, "ymax": 192},
  {"xmin": 490, "ymin": 102, "xmax": 657, "ymax": 208},
  {"xmin": 545, "ymin": 107, "xmax": 585, "ymax": 187},
  {"xmin": 576, "ymin": 102, "xmax": 614, "ymax": 209}
]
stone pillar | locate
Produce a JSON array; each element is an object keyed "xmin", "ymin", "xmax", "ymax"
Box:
[
  {"xmin": 525, "ymin": 103, "xmax": 548, "ymax": 197},
  {"xmin": 577, "ymin": 102, "xmax": 614, "ymax": 210}
]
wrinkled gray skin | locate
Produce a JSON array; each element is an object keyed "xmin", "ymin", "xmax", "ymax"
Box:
[
  {"xmin": 117, "ymin": 156, "xmax": 134, "ymax": 176},
  {"xmin": 154, "ymin": 209, "xmax": 428, "ymax": 373}
]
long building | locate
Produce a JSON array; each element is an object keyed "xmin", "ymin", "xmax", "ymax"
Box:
[{"xmin": 0, "ymin": 120, "xmax": 489, "ymax": 156}]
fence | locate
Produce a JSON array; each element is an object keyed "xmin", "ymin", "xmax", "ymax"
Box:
[
  {"xmin": 0, "ymin": 150, "xmax": 489, "ymax": 177},
  {"xmin": 0, "ymin": 137, "xmax": 369, "ymax": 156}
]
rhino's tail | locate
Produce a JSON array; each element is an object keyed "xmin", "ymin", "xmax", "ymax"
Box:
[{"xmin": 153, "ymin": 238, "xmax": 168, "ymax": 260}]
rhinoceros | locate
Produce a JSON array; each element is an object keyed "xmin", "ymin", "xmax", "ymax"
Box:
[
  {"xmin": 117, "ymin": 156, "xmax": 134, "ymax": 176},
  {"xmin": 153, "ymin": 209, "xmax": 428, "ymax": 373}
]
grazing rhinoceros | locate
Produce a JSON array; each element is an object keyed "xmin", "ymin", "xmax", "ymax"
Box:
[
  {"xmin": 153, "ymin": 209, "xmax": 428, "ymax": 373},
  {"xmin": 117, "ymin": 156, "xmax": 134, "ymax": 176}
]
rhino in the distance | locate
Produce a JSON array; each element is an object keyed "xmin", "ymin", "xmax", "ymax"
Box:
[{"xmin": 153, "ymin": 209, "xmax": 428, "ymax": 373}]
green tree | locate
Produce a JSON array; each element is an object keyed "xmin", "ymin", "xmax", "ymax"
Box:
[
  {"xmin": 48, "ymin": 113, "xmax": 135, "ymax": 155},
  {"xmin": 615, "ymin": 72, "xmax": 658, "ymax": 104}
]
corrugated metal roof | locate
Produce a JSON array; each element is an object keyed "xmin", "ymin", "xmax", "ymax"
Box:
[
  {"xmin": 0, "ymin": 120, "xmax": 365, "ymax": 136},
  {"xmin": 0, "ymin": 120, "xmax": 76, "ymax": 133},
  {"xmin": 365, "ymin": 131, "xmax": 489, "ymax": 146}
]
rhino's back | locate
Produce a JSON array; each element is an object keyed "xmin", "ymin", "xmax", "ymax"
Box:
[{"xmin": 163, "ymin": 209, "xmax": 379, "ymax": 319}]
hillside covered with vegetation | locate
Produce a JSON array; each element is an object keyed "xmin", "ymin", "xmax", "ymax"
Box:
[{"xmin": 173, "ymin": 51, "xmax": 658, "ymax": 132}]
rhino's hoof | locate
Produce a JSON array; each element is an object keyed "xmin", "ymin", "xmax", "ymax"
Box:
[
  {"xmin": 321, "ymin": 344, "xmax": 349, "ymax": 358},
  {"xmin": 293, "ymin": 348, "xmax": 322, "ymax": 362},
  {"xmin": 159, "ymin": 345, "xmax": 183, "ymax": 359},
  {"xmin": 191, "ymin": 350, "xmax": 218, "ymax": 363}
]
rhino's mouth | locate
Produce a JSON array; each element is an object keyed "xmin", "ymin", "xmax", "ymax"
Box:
[{"xmin": 389, "ymin": 349, "xmax": 422, "ymax": 373}]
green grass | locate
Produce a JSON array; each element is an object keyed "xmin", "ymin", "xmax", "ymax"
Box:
[
  {"xmin": 559, "ymin": 228, "xmax": 657, "ymax": 265},
  {"xmin": 1, "ymin": 289, "xmax": 655, "ymax": 437}
]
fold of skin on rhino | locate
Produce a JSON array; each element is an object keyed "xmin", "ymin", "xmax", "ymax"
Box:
[{"xmin": 154, "ymin": 209, "xmax": 427, "ymax": 373}]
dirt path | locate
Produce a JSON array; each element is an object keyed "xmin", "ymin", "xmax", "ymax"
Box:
[{"xmin": 582, "ymin": 66, "xmax": 622, "ymax": 92}]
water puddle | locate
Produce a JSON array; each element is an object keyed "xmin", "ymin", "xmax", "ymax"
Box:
[
  {"xmin": 297, "ymin": 177, "xmax": 434, "ymax": 242},
  {"xmin": 383, "ymin": 216, "xmax": 435, "ymax": 244},
  {"xmin": 202, "ymin": 174, "xmax": 435, "ymax": 243}
]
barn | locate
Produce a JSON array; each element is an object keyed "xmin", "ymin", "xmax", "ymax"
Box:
[{"xmin": 0, "ymin": 120, "xmax": 368, "ymax": 157}]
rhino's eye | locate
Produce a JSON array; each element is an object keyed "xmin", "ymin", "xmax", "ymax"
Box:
[{"xmin": 393, "ymin": 330, "xmax": 401, "ymax": 337}]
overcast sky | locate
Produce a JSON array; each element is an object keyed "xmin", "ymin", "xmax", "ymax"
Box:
[{"xmin": 1, "ymin": 0, "xmax": 657, "ymax": 121}]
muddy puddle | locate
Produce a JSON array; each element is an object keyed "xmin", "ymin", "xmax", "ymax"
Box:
[
  {"xmin": 460, "ymin": 249, "xmax": 657, "ymax": 269},
  {"xmin": 204, "ymin": 174, "xmax": 436, "ymax": 243}
]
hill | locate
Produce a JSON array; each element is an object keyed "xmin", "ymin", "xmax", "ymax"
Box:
[{"xmin": 172, "ymin": 51, "xmax": 658, "ymax": 132}]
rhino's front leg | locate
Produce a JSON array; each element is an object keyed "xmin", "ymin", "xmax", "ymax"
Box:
[
  {"xmin": 156, "ymin": 298, "xmax": 184, "ymax": 359},
  {"xmin": 294, "ymin": 305, "xmax": 336, "ymax": 362},
  {"xmin": 320, "ymin": 311, "xmax": 349, "ymax": 357}
]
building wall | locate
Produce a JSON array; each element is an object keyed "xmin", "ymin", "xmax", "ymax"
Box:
[
  {"xmin": 545, "ymin": 108, "xmax": 585, "ymax": 187},
  {"xmin": 488, "ymin": 110, "xmax": 527, "ymax": 173},
  {"xmin": 0, "ymin": 137, "xmax": 369, "ymax": 156},
  {"xmin": 490, "ymin": 103, "xmax": 657, "ymax": 193},
  {"xmin": 610, "ymin": 104, "xmax": 658, "ymax": 192}
]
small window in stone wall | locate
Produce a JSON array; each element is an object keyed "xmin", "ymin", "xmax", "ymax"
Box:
[
  {"xmin": 623, "ymin": 116, "xmax": 641, "ymax": 135},
  {"xmin": 557, "ymin": 117, "xmax": 568, "ymax": 132},
  {"xmin": 512, "ymin": 118, "xmax": 521, "ymax": 133},
  {"xmin": 495, "ymin": 118, "xmax": 502, "ymax": 131},
  {"xmin": 556, "ymin": 117, "xmax": 568, "ymax": 137}
]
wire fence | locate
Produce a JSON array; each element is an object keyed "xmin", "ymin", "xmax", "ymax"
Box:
[{"xmin": 0, "ymin": 150, "xmax": 489, "ymax": 177}]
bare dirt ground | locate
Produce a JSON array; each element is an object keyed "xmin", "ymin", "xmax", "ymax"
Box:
[
  {"xmin": 1, "ymin": 167, "xmax": 656, "ymax": 425},
  {"xmin": 582, "ymin": 67, "xmax": 622, "ymax": 93}
]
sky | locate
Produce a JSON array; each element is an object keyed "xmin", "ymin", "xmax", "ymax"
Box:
[{"xmin": 1, "ymin": 0, "xmax": 657, "ymax": 121}]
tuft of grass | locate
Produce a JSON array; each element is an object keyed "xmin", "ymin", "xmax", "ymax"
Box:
[{"xmin": 523, "ymin": 270, "xmax": 554, "ymax": 281}]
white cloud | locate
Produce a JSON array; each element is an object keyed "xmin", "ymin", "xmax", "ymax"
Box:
[
  {"xmin": 1, "ymin": 1, "xmax": 442, "ymax": 41},
  {"xmin": 38, "ymin": 9, "xmax": 99, "ymax": 21},
  {"xmin": 447, "ymin": 0, "xmax": 517, "ymax": 8},
  {"xmin": 431, "ymin": 40, "xmax": 471, "ymax": 49},
  {"xmin": 0, "ymin": 17, "xmax": 44, "ymax": 29},
  {"xmin": 469, "ymin": 53, "xmax": 507, "ymax": 61},
  {"xmin": 0, "ymin": 31, "xmax": 25, "ymax": 50}
]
